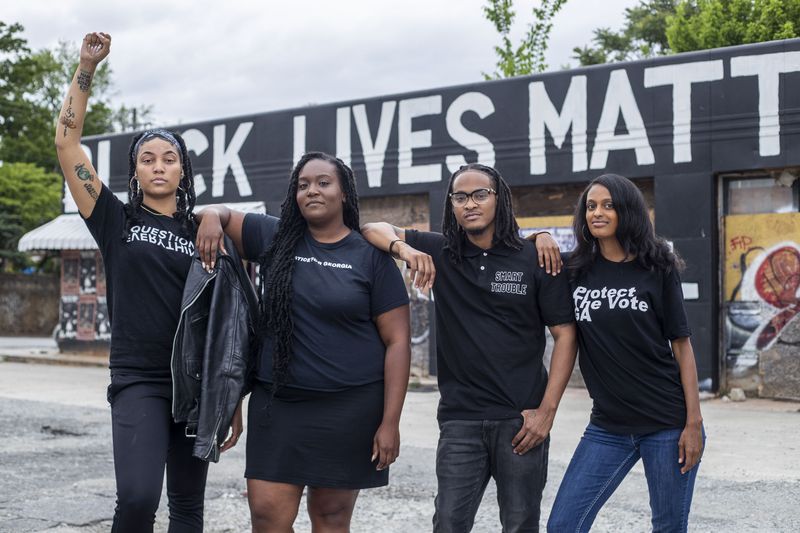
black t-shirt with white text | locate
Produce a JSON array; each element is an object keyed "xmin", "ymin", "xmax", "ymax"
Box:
[
  {"xmin": 405, "ymin": 230, "xmax": 574, "ymax": 422},
  {"xmin": 83, "ymin": 185, "xmax": 195, "ymax": 376},
  {"xmin": 242, "ymin": 213, "xmax": 408, "ymax": 391},
  {"xmin": 571, "ymin": 255, "xmax": 691, "ymax": 434}
]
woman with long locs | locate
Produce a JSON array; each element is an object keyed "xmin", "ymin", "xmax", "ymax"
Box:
[
  {"xmin": 195, "ymin": 152, "xmax": 411, "ymax": 532},
  {"xmin": 547, "ymin": 174, "xmax": 705, "ymax": 533},
  {"xmin": 55, "ymin": 33, "xmax": 242, "ymax": 532}
]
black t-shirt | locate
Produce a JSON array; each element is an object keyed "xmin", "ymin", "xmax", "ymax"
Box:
[
  {"xmin": 571, "ymin": 255, "xmax": 691, "ymax": 434},
  {"xmin": 405, "ymin": 230, "xmax": 574, "ymax": 422},
  {"xmin": 242, "ymin": 213, "xmax": 409, "ymax": 391},
  {"xmin": 83, "ymin": 185, "xmax": 195, "ymax": 376}
]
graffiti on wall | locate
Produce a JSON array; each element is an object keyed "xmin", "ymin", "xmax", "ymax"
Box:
[
  {"xmin": 724, "ymin": 214, "xmax": 800, "ymax": 383},
  {"xmin": 732, "ymin": 243, "xmax": 800, "ymax": 351},
  {"xmin": 57, "ymin": 250, "xmax": 110, "ymax": 346}
]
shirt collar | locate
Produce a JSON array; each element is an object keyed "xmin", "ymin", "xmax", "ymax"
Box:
[{"xmin": 462, "ymin": 237, "xmax": 515, "ymax": 257}]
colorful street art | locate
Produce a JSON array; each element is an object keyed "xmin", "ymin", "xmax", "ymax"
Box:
[
  {"xmin": 724, "ymin": 213, "xmax": 800, "ymax": 393},
  {"xmin": 57, "ymin": 250, "xmax": 110, "ymax": 349}
]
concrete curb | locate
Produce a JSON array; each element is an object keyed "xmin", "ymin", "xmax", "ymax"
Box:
[
  {"xmin": 0, "ymin": 350, "xmax": 108, "ymax": 368},
  {"xmin": 0, "ymin": 351, "xmax": 441, "ymax": 391}
]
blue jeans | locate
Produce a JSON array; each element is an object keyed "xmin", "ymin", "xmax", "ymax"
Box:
[
  {"xmin": 433, "ymin": 418, "xmax": 549, "ymax": 533},
  {"xmin": 548, "ymin": 423, "xmax": 704, "ymax": 533}
]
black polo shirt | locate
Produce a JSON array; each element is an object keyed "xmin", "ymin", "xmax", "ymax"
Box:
[{"xmin": 406, "ymin": 230, "xmax": 574, "ymax": 421}]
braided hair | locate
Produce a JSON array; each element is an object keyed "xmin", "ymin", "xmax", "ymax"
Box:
[
  {"xmin": 442, "ymin": 163, "xmax": 523, "ymax": 263},
  {"xmin": 567, "ymin": 173, "xmax": 684, "ymax": 280},
  {"xmin": 258, "ymin": 151, "xmax": 360, "ymax": 395},
  {"xmin": 122, "ymin": 129, "xmax": 197, "ymax": 240}
]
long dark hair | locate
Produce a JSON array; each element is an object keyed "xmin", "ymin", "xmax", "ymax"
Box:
[
  {"xmin": 567, "ymin": 173, "xmax": 683, "ymax": 279},
  {"xmin": 258, "ymin": 152, "xmax": 360, "ymax": 395},
  {"xmin": 442, "ymin": 163, "xmax": 523, "ymax": 263},
  {"xmin": 122, "ymin": 130, "xmax": 197, "ymax": 240}
]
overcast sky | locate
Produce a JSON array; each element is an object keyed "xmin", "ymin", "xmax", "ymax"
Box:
[{"xmin": 6, "ymin": 0, "xmax": 638, "ymax": 126}]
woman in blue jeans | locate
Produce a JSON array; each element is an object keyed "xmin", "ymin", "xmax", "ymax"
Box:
[{"xmin": 548, "ymin": 174, "xmax": 705, "ymax": 533}]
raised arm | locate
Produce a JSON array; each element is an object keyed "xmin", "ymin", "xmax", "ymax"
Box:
[
  {"xmin": 361, "ymin": 222, "xmax": 435, "ymax": 290},
  {"xmin": 54, "ymin": 32, "xmax": 111, "ymax": 219}
]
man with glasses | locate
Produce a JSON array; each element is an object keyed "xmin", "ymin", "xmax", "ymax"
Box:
[{"xmin": 362, "ymin": 163, "xmax": 577, "ymax": 532}]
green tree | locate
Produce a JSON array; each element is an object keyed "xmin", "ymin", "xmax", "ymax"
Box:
[
  {"xmin": 572, "ymin": 0, "xmax": 800, "ymax": 67},
  {"xmin": 0, "ymin": 22, "xmax": 153, "ymax": 172},
  {"xmin": 483, "ymin": 0, "xmax": 569, "ymax": 78},
  {"xmin": 0, "ymin": 22, "xmax": 54, "ymax": 170},
  {"xmin": 0, "ymin": 163, "xmax": 61, "ymax": 270},
  {"xmin": 667, "ymin": 0, "xmax": 800, "ymax": 53},
  {"xmin": 573, "ymin": 0, "xmax": 678, "ymax": 66}
]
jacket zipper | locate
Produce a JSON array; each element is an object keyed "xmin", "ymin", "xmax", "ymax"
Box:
[
  {"xmin": 203, "ymin": 416, "xmax": 223, "ymax": 461},
  {"xmin": 171, "ymin": 268, "xmax": 217, "ymax": 417}
]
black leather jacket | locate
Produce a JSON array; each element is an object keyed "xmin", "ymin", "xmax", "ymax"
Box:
[{"xmin": 171, "ymin": 237, "xmax": 258, "ymax": 462}]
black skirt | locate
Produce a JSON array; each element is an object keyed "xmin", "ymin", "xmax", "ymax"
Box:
[{"xmin": 245, "ymin": 380, "xmax": 388, "ymax": 489}]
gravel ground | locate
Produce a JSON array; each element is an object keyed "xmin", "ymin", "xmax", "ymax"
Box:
[{"xmin": 1, "ymin": 361, "xmax": 799, "ymax": 532}]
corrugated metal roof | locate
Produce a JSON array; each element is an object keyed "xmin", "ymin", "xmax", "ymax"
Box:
[{"xmin": 18, "ymin": 201, "xmax": 266, "ymax": 252}]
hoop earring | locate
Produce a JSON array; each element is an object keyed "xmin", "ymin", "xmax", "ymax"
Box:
[
  {"xmin": 129, "ymin": 177, "xmax": 139, "ymax": 192},
  {"xmin": 581, "ymin": 225, "xmax": 594, "ymax": 243}
]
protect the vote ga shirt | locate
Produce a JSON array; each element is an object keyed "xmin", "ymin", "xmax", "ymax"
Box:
[{"xmin": 571, "ymin": 255, "xmax": 691, "ymax": 434}]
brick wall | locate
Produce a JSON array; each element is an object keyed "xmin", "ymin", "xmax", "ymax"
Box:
[{"xmin": 0, "ymin": 273, "xmax": 59, "ymax": 336}]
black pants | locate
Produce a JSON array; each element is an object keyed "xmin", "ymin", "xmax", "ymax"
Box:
[
  {"xmin": 433, "ymin": 418, "xmax": 549, "ymax": 533},
  {"xmin": 109, "ymin": 378, "xmax": 209, "ymax": 533}
]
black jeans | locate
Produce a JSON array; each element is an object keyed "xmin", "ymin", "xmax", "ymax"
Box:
[
  {"xmin": 109, "ymin": 378, "xmax": 209, "ymax": 533},
  {"xmin": 433, "ymin": 418, "xmax": 549, "ymax": 533}
]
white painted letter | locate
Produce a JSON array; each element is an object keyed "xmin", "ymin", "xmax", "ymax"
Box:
[
  {"xmin": 65, "ymin": 142, "xmax": 112, "ymax": 212},
  {"xmin": 590, "ymin": 69, "xmax": 655, "ymax": 169},
  {"xmin": 731, "ymin": 51, "xmax": 800, "ymax": 156},
  {"xmin": 398, "ymin": 95, "xmax": 442, "ymax": 184},
  {"xmin": 336, "ymin": 107, "xmax": 351, "ymax": 166},
  {"xmin": 293, "ymin": 116, "xmax": 306, "ymax": 166},
  {"xmin": 353, "ymin": 101, "xmax": 397, "ymax": 188},
  {"xmin": 644, "ymin": 60, "xmax": 723, "ymax": 163},
  {"xmin": 181, "ymin": 129, "xmax": 209, "ymax": 196},
  {"xmin": 212, "ymin": 123, "xmax": 253, "ymax": 197},
  {"xmin": 445, "ymin": 92, "xmax": 496, "ymax": 173},
  {"xmin": 529, "ymin": 76, "xmax": 587, "ymax": 174}
]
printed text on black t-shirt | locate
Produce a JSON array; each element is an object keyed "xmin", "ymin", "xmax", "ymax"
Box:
[
  {"xmin": 294, "ymin": 255, "xmax": 353, "ymax": 270},
  {"xmin": 127, "ymin": 225, "xmax": 195, "ymax": 256},
  {"xmin": 491, "ymin": 271, "xmax": 528, "ymax": 295},
  {"xmin": 573, "ymin": 285, "xmax": 650, "ymax": 321}
]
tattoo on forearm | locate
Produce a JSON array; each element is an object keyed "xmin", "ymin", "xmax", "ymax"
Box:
[
  {"xmin": 77, "ymin": 69, "xmax": 92, "ymax": 92},
  {"xmin": 74, "ymin": 163, "xmax": 95, "ymax": 182},
  {"xmin": 83, "ymin": 183, "xmax": 99, "ymax": 201},
  {"xmin": 60, "ymin": 96, "xmax": 76, "ymax": 136}
]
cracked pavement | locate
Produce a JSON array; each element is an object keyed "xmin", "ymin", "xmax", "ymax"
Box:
[{"xmin": 1, "ymin": 361, "xmax": 799, "ymax": 532}]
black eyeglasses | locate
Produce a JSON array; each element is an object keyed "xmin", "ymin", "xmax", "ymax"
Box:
[{"xmin": 449, "ymin": 188, "xmax": 496, "ymax": 207}]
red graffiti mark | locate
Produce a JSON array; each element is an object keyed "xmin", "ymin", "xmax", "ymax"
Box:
[
  {"xmin": 729, "ymin": 235, "xmax": 753, "ymax": 252},
  {"xmin": 754, "ymin": 246, "xmax": 800, "ymax": 349},
  {"xmin": 757, "ymin": 307, "xmax": 800, "ymax": 350},
  {"xmin": 755, "ymin": 247, "xmax": 800, "ymax": 307}
]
